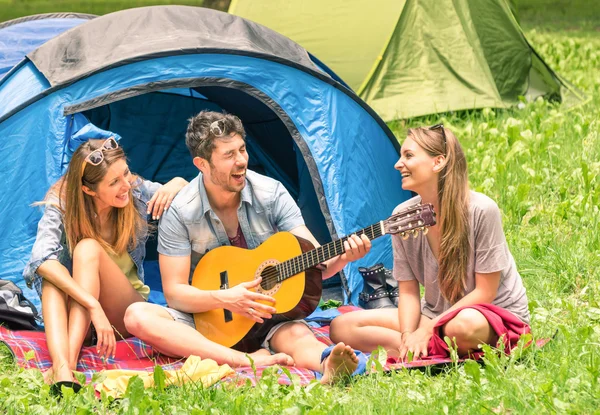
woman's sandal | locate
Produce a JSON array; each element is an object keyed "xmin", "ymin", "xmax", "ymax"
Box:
[{"xmin": 50, "ymin": 381, "xmax": 82, "ymax": 398}]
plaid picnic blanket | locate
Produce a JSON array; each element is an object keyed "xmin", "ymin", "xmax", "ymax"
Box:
[
  {"xmin": 0, "ymin": 305, "xmax": 548, "ymax": 386},
  {"xmin": 0, "ymin": 324, "xmax": 326, "ymax": 386}
]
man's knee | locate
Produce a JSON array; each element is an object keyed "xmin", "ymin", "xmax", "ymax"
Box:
[
  {"xmin": 274, "ymin": 322, "xmax": 314, "ymax": 345},
  {"xmin": 124, "ymin": 302, "xmax": 160, "ymax": 336},
  {"xmin": 329, "ymin": 314, "xmax": 350, "ymax": 341}
]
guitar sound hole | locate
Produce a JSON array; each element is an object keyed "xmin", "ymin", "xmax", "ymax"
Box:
[{"xmin": 260, "ymin": 266, "xmax": 279, "ymax": 290}]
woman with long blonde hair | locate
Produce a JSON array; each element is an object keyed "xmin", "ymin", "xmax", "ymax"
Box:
[
  {"xmin": 330, "ymin": 125, "xmax": 529, "ymax": 360},
  {"xmin": 23, "ymin": 137, "xmax": 187, "ymax": 393}
]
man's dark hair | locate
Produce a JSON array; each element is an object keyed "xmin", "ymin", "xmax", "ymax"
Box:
[{"xmin": 185, "ymin": 111, "xmax": 246, "ymax": 160}]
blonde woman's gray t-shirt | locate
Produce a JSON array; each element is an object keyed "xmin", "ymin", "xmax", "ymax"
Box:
[{"xmin": 392, "ymin": 191, "xmax": 530, "ymax": 324}]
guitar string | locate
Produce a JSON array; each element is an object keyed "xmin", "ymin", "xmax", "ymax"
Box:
[
  {"xmin": 257, "ymin": 206, "xmax": 432, "ymax": 287},
  {"xmin": 259, "ymin": 225, "xmax": 429, "ymax": 285},
  {"xmin": 258, "ymin": 226, "xmax": 384, "ymax": 287}
]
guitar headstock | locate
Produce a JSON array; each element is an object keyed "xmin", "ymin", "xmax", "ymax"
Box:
[{"xmin": 383, "ymin": 203, "xmax": 436, "ymax": 239}]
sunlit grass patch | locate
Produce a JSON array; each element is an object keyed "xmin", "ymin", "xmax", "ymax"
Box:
[{"xmin": 0, "ymin": 4, "xmax": 599, "ymax": 413}]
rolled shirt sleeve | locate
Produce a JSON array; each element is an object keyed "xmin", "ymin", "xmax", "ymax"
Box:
[
  {"xmin": 157, "ymin": 206, "xmax": 192, "ymax": 257},
  {"xmin": 271, "ymin": 182, "xmax": 305, "ymax": 231}
]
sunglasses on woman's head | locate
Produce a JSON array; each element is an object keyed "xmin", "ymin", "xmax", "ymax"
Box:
[
  {"xmin": 81, "ymin": 137, "xmax": 119, "ymax": 177},
  {"xmin": 429, "ymin": 123, "xmax": 447, "ymax": 154}
]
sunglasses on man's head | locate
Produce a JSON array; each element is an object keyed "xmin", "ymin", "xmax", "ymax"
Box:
[
  {"xmin": 81, "ymin": 137, "xmax": 119, "ymax": 178},
  {"xmin": 209, "ymin": 116, "xmax": 242, "ymax": 138}
]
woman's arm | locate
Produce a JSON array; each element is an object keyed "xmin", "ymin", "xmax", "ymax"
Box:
[
  {"xmin": 396, "ymin": 279, "xmax": 423, "ymax": 359},
  {"xmin": 141, "ymin": 177, "xmax": 188, "ymax": 220},
  {"xmin": 26, "ymin": 202, "xmax": 105, "ymax": 313},
  {"xmin": 36, "ymin": 260, "xmax": 101, "ymax": 312},
  {"xmin": 397, "ymin": 279, "xmax": 422, "ymax": 333}
]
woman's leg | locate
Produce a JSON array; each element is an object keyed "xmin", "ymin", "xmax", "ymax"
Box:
[
  {"xmin": 329, "ymin": 309, "xmax": 402, "ymax": 354},
  {"xmin": 41, "ymin": 281, "xmax": 74, "ymax": 383},
  {"xmin": 330, "ymin": 309, "xmax": 431, "ymax": 357},
  {"xmin": 67, "ymin": 238, "xmax": 145, "ymax": 369},
  {"xmin": 442, "ymin": 308, "xmax": 497, "ymax": 356}
]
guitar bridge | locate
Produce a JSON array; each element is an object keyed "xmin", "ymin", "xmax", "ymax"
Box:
[{"xmin": 220, "ymin": 271, "xmax": 233, "ymax": 323}]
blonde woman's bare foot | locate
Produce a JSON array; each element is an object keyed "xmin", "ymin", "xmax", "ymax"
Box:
[
  {"xmin": 43, "ymin": 368, "xmax": 55, "ymax": 384},
  {"xmin": 248, "ymin": 348, "xmax": 294, "ymax": 366},
  {"xmin": 44, "ymin": 364, "xmax": 76, "ymax": 384},
  {"xmin": 320, "ymin": 342, "xmax": 359, "ymax": 384}
]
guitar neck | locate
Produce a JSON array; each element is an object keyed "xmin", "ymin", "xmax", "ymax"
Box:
[{"xmin": 276, "ymin": 222, "xmax": 384, "ymax": 281}]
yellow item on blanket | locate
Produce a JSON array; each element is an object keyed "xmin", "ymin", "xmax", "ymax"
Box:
[{"xmin": 95, "ymin": 355, "xmax": 234, "ymax": 398}]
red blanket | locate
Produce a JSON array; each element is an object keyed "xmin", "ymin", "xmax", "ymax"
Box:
[{"xmin": 0, "ymin": 305, "xmax": 543, "ymax": 386}]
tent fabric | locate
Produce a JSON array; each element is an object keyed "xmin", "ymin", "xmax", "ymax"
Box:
[
  {"xmin": 0, "ymin": 6, "xmax": 411, "ymax": 311},
  {"xmin": 229, "ymin": 0, "xmax": 583, "ymax": 121},
  {"xmin": 0, "ymin": 13, "xmax": 94, "ymax": 80},
  {"xmin": 27, "ymin": 6, "xmax": 322, "ymax": 88}
]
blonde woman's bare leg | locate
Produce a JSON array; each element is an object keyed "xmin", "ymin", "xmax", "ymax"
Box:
[
  {"xmin": 67, "ymin": 238, "xmax": 144, "ymax": 369},
  {"xmin": 41, "ymin": 281, "xmax": 74, "ymax": 384}
]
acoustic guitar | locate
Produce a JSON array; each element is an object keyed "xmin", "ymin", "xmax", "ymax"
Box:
[{"xmin": 191, "ymin": 203, "xmax": 436, "ymax": 352}]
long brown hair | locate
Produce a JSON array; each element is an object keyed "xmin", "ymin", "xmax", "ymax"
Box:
[
  {"xmin": 407, "ymin": 127, "xmax": 470, "ymax": 303},
  {"xmin": 43, "ymin": 139, "xmax": 144, "ymax": 256}
]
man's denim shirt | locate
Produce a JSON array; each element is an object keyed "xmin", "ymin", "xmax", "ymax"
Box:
[
  {"xmin": 23, "ymin": 179, "xmax": 162, "ymax": 298},
  {"xmin": 158, "ymin": 170, "xmax": 305, "ymax": 281}
]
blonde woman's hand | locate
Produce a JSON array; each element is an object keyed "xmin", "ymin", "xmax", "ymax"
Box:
[{"xmin": 147, "ymin": 177, "xmax": 188, "ymax": 220}]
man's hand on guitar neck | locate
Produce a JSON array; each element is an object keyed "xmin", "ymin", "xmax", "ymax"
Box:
[
  {"xmin": 215, "ymin": 277, "xmax": 277, "ymax": 323},
  {"xmin": 290, "ymin": 226, "xmax": 372, "ymax": 279}
]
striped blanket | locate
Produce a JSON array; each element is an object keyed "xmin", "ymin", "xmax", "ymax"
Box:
[{"xmin": 0, "ymin": 305, "xmax": 546, "ymax": 386}]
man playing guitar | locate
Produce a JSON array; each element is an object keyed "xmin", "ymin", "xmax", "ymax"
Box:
[{"xmin": 124, "ymin": 111, "xmax": 371, "ymax": 383}]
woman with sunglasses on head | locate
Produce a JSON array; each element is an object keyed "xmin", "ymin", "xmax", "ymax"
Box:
[
  {"xmin": 23, "ymin": 137, "xmax": 187, "ymax": 391},
  {"xmin": 329, "ymin": 125, "xmax": 530, "ymax": 361}
]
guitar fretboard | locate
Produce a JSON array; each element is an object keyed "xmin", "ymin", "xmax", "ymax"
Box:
[{"xmin": 274, "ymin": 222, "xmax": 384, "ymax": 282}]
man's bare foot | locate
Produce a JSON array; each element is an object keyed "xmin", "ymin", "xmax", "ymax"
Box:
[
  {"xmin": 247, "ymin": 348, "xmax": 294, "ymax": 366},
  {"xmin": 320, "ymin": 342, "xmax": 359, "ymax": 384}
]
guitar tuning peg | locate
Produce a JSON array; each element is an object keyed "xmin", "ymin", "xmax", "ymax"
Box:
[
  {"xmin": 422, "ymin": 227, "xmax": 429, "ymax": 235},
  {"xmin": 412, "ymin": 229, "xmax": 418, "ymax": 238},
  {"xmin": 401, "ymin": 232, "xmax": 409, "ymax": 240}
]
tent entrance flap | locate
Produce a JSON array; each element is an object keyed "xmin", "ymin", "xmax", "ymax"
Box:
[{"xmin": 74, "ymin": 81, "xmax": 333, "ymax": 248}]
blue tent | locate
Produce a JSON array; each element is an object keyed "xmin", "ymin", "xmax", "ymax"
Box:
[
  {"xmin": 0, "ymin": 13, "xmax": 95, "ymax": 80},
  {"xmin": 0, "ymin": 6, "xmax": 410, "ymax": 310}
]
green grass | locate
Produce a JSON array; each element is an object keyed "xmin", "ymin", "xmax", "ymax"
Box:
[
  {"xmin": 515, "ymin": 0, "xmax": 600, "ymax": 32},
  {"xmin": 1, "ymin": 1, "xmax": 600, "ymax": 413}
]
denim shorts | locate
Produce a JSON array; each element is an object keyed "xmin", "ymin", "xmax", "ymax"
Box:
[{"xmin": 164, "ymin": 307, "xmax": 310, "ymax": 352}]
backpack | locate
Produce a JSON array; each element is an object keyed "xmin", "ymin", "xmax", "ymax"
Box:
[{"xmin": 0, "ymin": 279, "xmax": 40, "ymax": 331}]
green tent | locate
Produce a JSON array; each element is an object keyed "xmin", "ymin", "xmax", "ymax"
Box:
[{"xmin": 229, "ymin": 0, "xmax": 582, "ymax": 121}]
